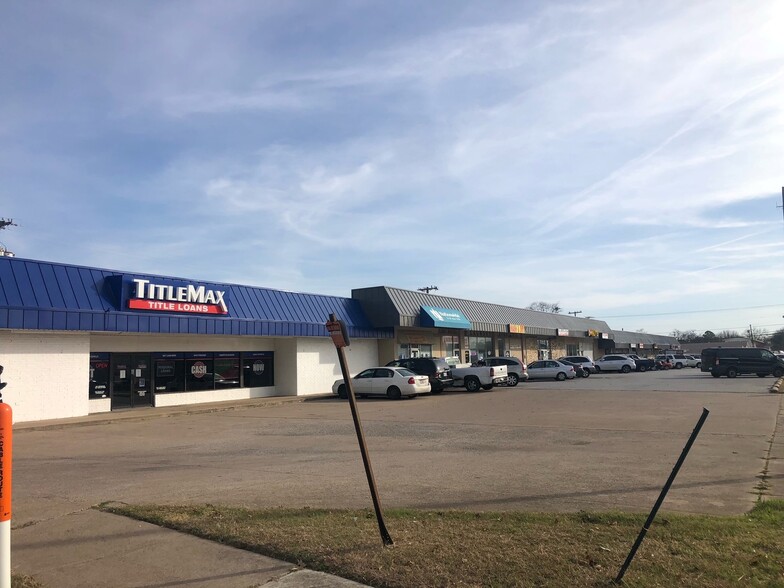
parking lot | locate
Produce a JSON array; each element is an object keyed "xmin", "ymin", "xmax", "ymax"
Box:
[{"xmin": 10, "ymin": 369, "xmax": 783, "ymax": 532}]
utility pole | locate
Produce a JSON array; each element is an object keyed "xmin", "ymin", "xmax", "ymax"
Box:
[
  {"xmin": 417, "ymin": 286, "xmax": 438, "ymax": 294},
  {"xmin": 568, "ymin": 310, "xmax": 582, "ymax": 317},
  {"xmin": 778, "ymin": 187, "xmax": 784, "ymax": 229}
]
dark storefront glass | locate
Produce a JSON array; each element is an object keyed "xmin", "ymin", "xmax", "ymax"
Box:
[
  {"xmin": 214, "ymin": 353, "xmax": 241, "ymax": 389},
  {"xmin": 89, "ymin": 353, "xmax": 110, "ymax": 398},
  {"xmin": 242, "ymin": 352, "xmax": 274, "ymax": 387},
  {"xmin": 92, "ymin": 351, "xmax": 275, "ymax": 397},
  {"xmin": 186, "ymin": 353, "xmax": 214, "ymax": 391},
  {"xmin": 153, "ymin": 353, "xmax": 185, "ymax": 392}
]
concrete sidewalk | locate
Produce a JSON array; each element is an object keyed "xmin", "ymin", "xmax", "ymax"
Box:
[{"xmin": 12, "ymin": 397, "xmax": 372, "ymax": 587}]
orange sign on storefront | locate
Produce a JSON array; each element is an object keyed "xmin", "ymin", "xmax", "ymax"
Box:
[{"xmin": 508, "ymin": 324, "xmax": 526, "ymax": 334}]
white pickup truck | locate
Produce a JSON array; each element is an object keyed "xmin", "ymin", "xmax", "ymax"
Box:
[{"xmin": 445, "ymin": 358, "xmax": 508, "ymax": 392}]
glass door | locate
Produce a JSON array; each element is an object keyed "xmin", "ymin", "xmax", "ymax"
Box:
[{"xmin": 111, "ymin": 353, "xmax": 152, "ymax": 409}]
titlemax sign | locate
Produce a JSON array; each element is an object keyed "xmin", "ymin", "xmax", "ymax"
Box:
[{"xmin": 128, "ymin": 278, "xmax": 228, "ymax": 315}]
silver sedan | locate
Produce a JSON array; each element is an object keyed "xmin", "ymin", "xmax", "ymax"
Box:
[{"xmin": 526, "ymin": 360, "xmax": 576, "ymax": 381}]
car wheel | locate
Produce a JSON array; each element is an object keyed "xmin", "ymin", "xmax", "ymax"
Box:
[
  {"xmin": 638, "ymin": 365, "xmax": 648, "ymax": 373},
  {"xmin": 337, "ymin": 384, "xmax": 348, "ymax": 399},
  {"xmin": 711, "ymin": 369, "xmax": 720, "ymax": 378},
  {"xmin": 621, "ymin": 365, "xmax": 631, "ymax": 373},
  {"xmin": 675, "ymin": 363, "xmax": 683, "ymax": 369},
  {"xmin": 430, "ymin": 386, "xmax": 444, "ymax": 395},
  {"xmin": 727, "ymin": 367, "xmax": 738, "ymax": 378},
  {"xmin": 774, "ymin": 367, "xmax": 784, "ymax": 378},
  {"xmin": 465, "ymin": 377, "xmax": 481, "ymax": 392},
  {"xmin": 386, "ymin": 386, "xmax": 402, "ymax": 400},
  {"xmin": 556, "ymin": 372, "xmax": 567, "ymax": 381},
  {"xmin": 696, "ymin": 362, "xmax": 701, "ymax": 369},
  {"xmin": 481, "ymin": 385, "xmax": 494, "ymax": 390},
  {"xmin": 756, "ymin": 373, "xmax": 767, "ymax": 378},
  {"xmin": 581, "ymin": 370, "xmax": 590, "ymax": 378},
  {"xmin": 594, "ymin": 366, "xmax": 601, "ymax": 373},
  {"xmin": 507, "ymin": 373, "xmax": 519, "ymax": 387}
]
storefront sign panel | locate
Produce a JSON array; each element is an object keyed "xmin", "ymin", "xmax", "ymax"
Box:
[
  {"xmin": 124, "ymin": 277, "xmax": 230, "ymax": 316},
  {"xmin": 508, "ymin": 324, "xmax": 526, "ymax": 334}
]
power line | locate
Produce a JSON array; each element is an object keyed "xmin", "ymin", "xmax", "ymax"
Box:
[{"xmin": 597, "ymin": 303, "xmax": 784, "ymax": 319}]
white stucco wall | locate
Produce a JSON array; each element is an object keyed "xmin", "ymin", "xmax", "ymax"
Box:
[
  {"xmin": 0, "ymin": 331, "xmax": 90, "ymax": 423},
  {"xmin": 0, "ymin": 331, "xmax": 383, "ymax": 421},
  {"xmin": 295, "ymin": 337, "xmax": 379, "ymax": 396}
]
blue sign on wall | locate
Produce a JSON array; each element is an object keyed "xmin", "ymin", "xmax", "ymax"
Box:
[{"xmin": 420, "ymin": 306, "xmax": 472, "ymax": 329}]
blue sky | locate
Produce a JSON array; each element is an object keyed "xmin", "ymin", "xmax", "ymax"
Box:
[{"xmin": 2, "ymin": 1, "xmax": 784, "ymax": 337}]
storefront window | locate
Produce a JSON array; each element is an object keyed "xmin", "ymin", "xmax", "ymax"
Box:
[
  {"xmin": 89, "ymin": 353, "xmax": 110, "ymax": 398},
  {"xmin": 467, "ymin": 336, "xmax": 494, "ymax": 364},
  {"xmin": 214, "ymin": 353, "xmax": 241, "ymax": 389},
  {"xmin": 154, "ymin": 353, "xmax": 185, "ymax": 392},
  {"xmin": 93, "ymin": 351, "xmax": 275, "ymax": 397},
  {"xmin": 566, "ymin": 344, "xmax": 579, "ymax": 356},
  {"xmin": 242, "ymin": 352, "xmax": 275, "ymax": 387},
  {"xmin": 186, "ymin": 354, "xmax": 214, "ymax": 391},
  {"xmin": 538, "ymin": 339, "xmax": 551, "ymax": 360},
  {"xmin": 442, "ymin": 336, "xmax": 460, "ymax": 359},
  {"xmin": 397, "ymin": 344, "xmax": 432, "ymax": 359}
]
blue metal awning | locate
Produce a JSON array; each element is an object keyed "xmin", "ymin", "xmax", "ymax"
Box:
[
  {"xmin": 420, "ymin": 305, "xmax": 472, "ymax": 329},
  {"xmin": 0, "ymin": 256, "xmax": 392, "ymax": 339}
]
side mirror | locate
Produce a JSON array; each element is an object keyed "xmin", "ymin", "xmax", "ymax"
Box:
[{"xmin": 0, "ymin": 383, "xmax": 5, "ymax": 391}]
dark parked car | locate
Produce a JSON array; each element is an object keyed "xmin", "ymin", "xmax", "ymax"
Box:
[
  {"xmin": 700, "ymin": 347, "xmax": 784, "ymax": 378},
  {"xmin": 625, "ymin": 354, "xmax": 656, "ymax": 372},
  {"xmin": 560, "ymin": 359, "xmax": 590, "ymax": 378},
  {"xmin": 385, "ymin": 357, "xmax": 454, "ymax": 393}
]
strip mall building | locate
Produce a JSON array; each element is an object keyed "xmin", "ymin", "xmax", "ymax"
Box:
[{"xmin": 0, "ymin": 256, "xmax": 675, "ymax": 423}]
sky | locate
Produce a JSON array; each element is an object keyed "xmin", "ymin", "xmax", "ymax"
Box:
[{"xmin": 2, "ymin": 1, "xmax": 784, "ymax": 338}]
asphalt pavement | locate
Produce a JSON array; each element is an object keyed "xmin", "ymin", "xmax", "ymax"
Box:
[
  {"xmin": 11, "ymin": 397, "xmax": 372, "ymax": 588},
  {"xmin": 8, "ymin": 372, "xmax": 784, "ymax": 587}
]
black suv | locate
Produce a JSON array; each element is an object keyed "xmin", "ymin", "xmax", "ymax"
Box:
[{"xmin": 385, "ymin": 357, "xmax": 454, "ymax": 393}]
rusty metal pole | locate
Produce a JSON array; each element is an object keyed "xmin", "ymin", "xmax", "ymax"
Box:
[{"xmin": 326, "ymin": 314, "xmax": 393, "ymax": 546}]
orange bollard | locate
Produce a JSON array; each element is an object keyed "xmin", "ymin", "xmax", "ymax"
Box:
[{"xmin": 0, "ymin": 401, "xmax": 11, "ymax": 588}]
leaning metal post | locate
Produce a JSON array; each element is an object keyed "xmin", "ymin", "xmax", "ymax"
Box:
[
  {"xmin": 326, "ymin": 314, "xmax": 393, "ymax": 546},
  {"xmin": 614, "ymin": 407, "xmax": 710, "ymax": 584}
]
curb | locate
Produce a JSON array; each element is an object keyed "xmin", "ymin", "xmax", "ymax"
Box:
[
  {"xmin": 13, "ymin": 393, "xmax": 334, "ymax": 432},
  {"xmin": 770, "ymin": 377, "xmax": 784, "ymax": 394}
]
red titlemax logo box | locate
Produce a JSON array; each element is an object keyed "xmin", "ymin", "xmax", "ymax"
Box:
[{"xmin": 128, "ymin": 299, "xmax": 228, "ymax": 315}]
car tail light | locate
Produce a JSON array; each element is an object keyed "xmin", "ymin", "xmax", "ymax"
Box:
[{"xmin": 408, "ymin": 377, "xmax": 416, "ymax": 384}]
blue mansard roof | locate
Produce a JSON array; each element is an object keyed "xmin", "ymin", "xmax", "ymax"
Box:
[{"xmin": 0, "ymin": 256, "xmax": 390, "ymax": 339}]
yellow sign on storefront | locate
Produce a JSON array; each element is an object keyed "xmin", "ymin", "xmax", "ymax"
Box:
[{"xmin": 508, "ymin": 324, "xmax": 526, "ymax": 334}]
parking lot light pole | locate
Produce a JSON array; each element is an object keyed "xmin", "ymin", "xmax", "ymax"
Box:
[{"xmin": 326, "ymin": 314, "xmax": 393, "ymax": 547}]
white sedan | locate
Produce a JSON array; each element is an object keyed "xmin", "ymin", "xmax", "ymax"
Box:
[
  {"xmin": 332, "ymin": 367, "xmax": 431, "ymax": 400},
  {"xmin": 526, "ymin": 360, "xmax": 576, "ymax": 381},
  {"xmin": 594, "ymin": 355, "xmax": 636, "ymax": 373}
]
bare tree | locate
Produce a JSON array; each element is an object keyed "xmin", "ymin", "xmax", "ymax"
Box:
[
  {"xmin": 716, "ymin": 330, "xmax": 742, "ymax": 340},
  {"xmin": 526, "ymin": 301, "xmax": 562, "ymax": 314},
  {"xmin": 0, "ymin": 218, "xmax": 16, "ymax": 230},
  {"xmin": 746, "ymin": 326, "xmax": 769, "ymax": 344}
]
